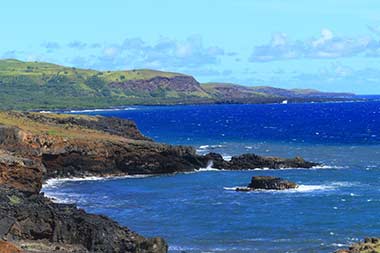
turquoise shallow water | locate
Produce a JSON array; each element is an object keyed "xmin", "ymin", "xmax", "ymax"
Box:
[{"xmin": 44, "ymin": 102, "xmax": 380, "ymax": 252}]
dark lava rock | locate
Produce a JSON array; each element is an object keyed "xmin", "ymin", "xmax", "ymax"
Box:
[
  {"xmin": 228, "ymin": 154, "xmax": 319, "ymax": 170},
  {"xmin": 236, "ymin": 176, "xmax": 298, "ymax": 191},
  {"xmin": 202, "ymin": 153, "xmax": 319, "ymax": 171},
  {"xmin": 0, "ymin": 187, "xmax": 168, "ymax": 253}
]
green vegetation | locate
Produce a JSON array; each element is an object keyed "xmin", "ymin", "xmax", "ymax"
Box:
[
  {"xmin": 8, "ymin": 195, "xmax": 22, "ymax": 205},
  {"xmin": 0, "ymin": 59, "xmax": 353, "ymax": 110},
  {"xmin": 0, "ymin": 59, "xmax": 214, "ymax": 110}
]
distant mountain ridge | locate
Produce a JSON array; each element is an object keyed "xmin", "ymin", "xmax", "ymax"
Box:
[{"xmin": 0, "ymin": 59, "xmax": 356, "ymax": 110}]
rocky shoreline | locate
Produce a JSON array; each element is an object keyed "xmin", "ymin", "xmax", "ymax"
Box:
[
  {"xmin": 0, "ymin": 111, "xmax": 320, "ymax": 252},
  {"xmin": 0, "ymin": 187, "xmax": 167, "ymax": 253}
]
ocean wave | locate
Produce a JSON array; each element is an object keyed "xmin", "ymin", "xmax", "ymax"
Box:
[
  {"xmin": 43, "ymin": 174, "xmax": 153, "ymax": 188},
  {"xmin": 222, "ymin": 155, "xmax": 232, "ymax": 161},
  {"xmin": 169, "ymin": 245, "xmax": 252, "ymax": 252},
  {"xmin": 312, "ymin": 165, "xmax": 346, "ymax": 169},
  {"xmin": 66, "ymin": 107, "xmax": 137, "ymax": 113},
  {"xmin": 196, "ymin": 160, "xmax": 219, "ymax": 171},
  {"xmin": 198, "ymin": 144, "xmax": 225, "ymax": 150},
  {"xmin": 39, "ymin": 107, "xmax": 138, "ymax": 114},
  {"xmin": 197, "ymin": 167, "xmax": 219, "ymax": 172},
  {"xmin": 223, "ymin": 183, "xmax": 340, "ymax": 193},
  {"xmin": 195, "ymin": 166, "xmax": 327, "ymax": 173},
  {"xmin": 43, "ymin": 192, "xmax": 82, "ymax": 204},
  {"xmin": 330, "ymin": 243, "xmax": 349, "ymax": 247}
]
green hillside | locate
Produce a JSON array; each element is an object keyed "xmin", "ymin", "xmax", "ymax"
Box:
[
  {"xmin": 0, "ymin": 59, "xmax": 355, "ymax": 110},
  {"xmin": 0, "ymin": 59, "xmax": 212, "ymax": 110}
]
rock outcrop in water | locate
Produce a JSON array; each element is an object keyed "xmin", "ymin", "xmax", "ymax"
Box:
[
  {"xmin": 235, "ymin": 176, "xmax": 298, "ymax": 191},
  {"xmin": 203, "ymin": 153, "xmax": 318, "ymax": 171},
  {"xmin": 0, "ymin": 111, "xmax": 319, "ymax": 252},
  {"xmin": 336, "ymin": 238, "xmax": 380, "ymax": 253}
]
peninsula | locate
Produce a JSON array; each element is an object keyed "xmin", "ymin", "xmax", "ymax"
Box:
[{"xmin": 0, "ymin": 111, "xmax": 318, "ymax": 252}]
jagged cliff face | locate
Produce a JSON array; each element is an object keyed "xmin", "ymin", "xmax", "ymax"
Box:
[
  {"xmin": 0, "ymin": 112, "xmax": 205, "ymax": 193},
  {"xmin": 110, "ymin": 75, "xmax": 213, "ymax": 103},
  {"xmin": 111, "ymin": 75, "xmax": 205, "ymax": 93}
]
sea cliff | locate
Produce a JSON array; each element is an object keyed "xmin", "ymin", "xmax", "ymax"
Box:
[{"xmin": 0, "ymin": 111, "xmax": 319, "ymax": 252}]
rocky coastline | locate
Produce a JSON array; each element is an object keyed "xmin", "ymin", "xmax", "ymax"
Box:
[{"xmin": 0, "ymin": 111, "xmax": 320, "ymax": 252}]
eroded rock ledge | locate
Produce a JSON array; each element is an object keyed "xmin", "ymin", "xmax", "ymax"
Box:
[{"xmin": 0, "ymin": 111, "xmax": 320, "ymax": 252}]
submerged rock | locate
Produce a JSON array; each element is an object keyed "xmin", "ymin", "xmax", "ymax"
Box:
[
  {"xmin": 236, "ymin": 176, "xmax": 298, "ymax": 191},
  {"xmin": 336, "ymin": 238, "xmax": 380, "ymax": 253}
]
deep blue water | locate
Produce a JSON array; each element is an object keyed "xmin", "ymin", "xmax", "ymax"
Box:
[{"xmin": 44, "ymin": 102, "xmax": 380, "ymax": 252}]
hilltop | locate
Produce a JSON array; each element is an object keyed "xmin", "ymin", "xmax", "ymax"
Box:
[{"xmin": 0, "ymin": 59, "xmax": 355, "ymax": 110}]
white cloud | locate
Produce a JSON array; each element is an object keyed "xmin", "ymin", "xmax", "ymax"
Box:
[
  {"xmin": 103, "ymin": 47, "xmax": 119, "ymax": 58},
  {"xmin": 312, "ymin": 28, "xmax": 333, "ymax": 47},
  {"xmin": 250, "ymin": 29, "xmax": 380, "ymax": 62}
]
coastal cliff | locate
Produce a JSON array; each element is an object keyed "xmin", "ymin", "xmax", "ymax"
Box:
[
  {"xmin": 0, "ymin": 59, "xmax": 356, "ymax": 110},
  {"xmin": 0, "ymin": 111, "xmax": 319, "ymax": 252}
]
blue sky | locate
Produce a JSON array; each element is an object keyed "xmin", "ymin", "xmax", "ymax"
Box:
[{"xmin": 2, "ymin": 0, "xmax": 380, "ymax": 93}]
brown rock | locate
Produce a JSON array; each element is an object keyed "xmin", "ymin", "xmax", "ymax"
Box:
[
  {"xmin": 0, "ymin": 241, "xmax": 22, "ymax": 253},
  {"xmin": 335, "ymin": 238, "xmax": 380, "ymax": 253},
  {"xmin": 0, "ymin": 150, "xmax": 43, "ymax": 194}
]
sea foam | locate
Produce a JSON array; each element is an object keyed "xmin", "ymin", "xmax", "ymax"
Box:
[
  {"xmin": 43, "ymin": 174, "xmax": 152, "ymax": 188},
  {"xmin": 224, "ymin": 184, "xmax": 338, "ymax": 193}
]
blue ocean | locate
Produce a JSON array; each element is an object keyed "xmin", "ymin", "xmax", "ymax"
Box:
[{"xmin": 43, "ymin": 102, "xmax": 380, "ymax": 253}]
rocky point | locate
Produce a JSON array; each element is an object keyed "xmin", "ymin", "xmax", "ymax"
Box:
[{"xmin": 0, "ymin": 111, "xmax": 320, "ymax": 252}]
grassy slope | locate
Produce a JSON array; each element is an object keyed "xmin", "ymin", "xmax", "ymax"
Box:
[
  {"xmin": 0, "ymin": 111, "xmax": 126, "ymax": 142},
  {"xmin": 0, "ymin": 59, "xmax": 353, "ymax": 110},
  {"xmin": 0, "ymin": 59, "xmax": 205, "ymax": 110}
]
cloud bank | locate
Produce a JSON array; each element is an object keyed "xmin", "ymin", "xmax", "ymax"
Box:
[{"xmin": 250, "ymin": 29, "xmax": 380, "ymax": 62}]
